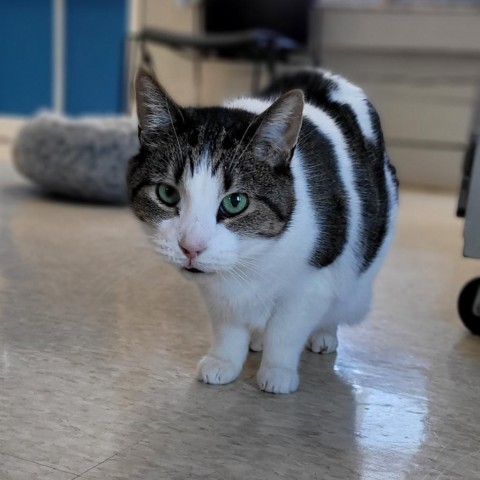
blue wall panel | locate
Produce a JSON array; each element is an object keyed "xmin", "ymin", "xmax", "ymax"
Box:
[
  {"xmin": 65, "ymin": 0, "xmax": 127, "ymax": 115},
  {"xmin": 0, "ymin": 0, "xmax": 52, "ymax": 115}
]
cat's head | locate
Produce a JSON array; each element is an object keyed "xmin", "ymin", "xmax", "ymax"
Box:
[{"xmin": 128, "ymin": 70, "xmax": 304, "ymax": 277}]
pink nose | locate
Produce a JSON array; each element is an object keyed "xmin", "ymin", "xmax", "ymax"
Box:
[{"xmin": 178, "ymin": 240, "xmax": 205, "ymax": 260}]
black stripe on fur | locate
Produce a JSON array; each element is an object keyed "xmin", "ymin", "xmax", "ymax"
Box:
[
  {"xmin": 262, "ymin": 71, "xmax": 397, "ymax": 271},
  {"xmin": 298, "ymin": 118, "xmax": 348, "ymax": 268}
]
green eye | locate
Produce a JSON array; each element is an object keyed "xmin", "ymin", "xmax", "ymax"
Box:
[
  {"xmin": 220, "ymin": 193, "xmax": 249, "ymax": 217},
  {"xmin": 157, "ymin": 183, "xmax": 180, "ymax": 207}
]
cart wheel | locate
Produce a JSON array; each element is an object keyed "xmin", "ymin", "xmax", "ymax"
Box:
[{"xmin": 458, "ymin": 278, "xmax": 480, "ymax": 335}]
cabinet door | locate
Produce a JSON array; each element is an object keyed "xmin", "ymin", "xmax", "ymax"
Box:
[
  {"xmin": 65, "ymin": 0, "xmax": 127, "ymax": 115},
  {"xmin": 0, "ymin": 0, "xmax": 53, "ymax": 115},
  {"xmin": 0, "ymin": 0, "xmax": 127, "ymax": 116}
]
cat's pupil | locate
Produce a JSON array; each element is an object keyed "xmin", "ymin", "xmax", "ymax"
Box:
[
  {"xmin": 165, "ymin": 186, "xmax": 174, "ymax": 197},
  {"xmin": 230, "ymin": 194, "xmax": 241, "ymax": 208}
]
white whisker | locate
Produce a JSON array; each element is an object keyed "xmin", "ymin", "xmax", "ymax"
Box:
[
  {"xmin": 228, "ymin": 113, "xmax": 258, "ymax": 171},
  {"xmin": 165, "ymin": 100, "xmax": 183, "ymax": 164}
]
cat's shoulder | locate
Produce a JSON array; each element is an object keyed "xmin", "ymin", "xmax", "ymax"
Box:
[
  {"xmin": 224, "ymin": 69, "xmax": 376, "ymax": 142},
  {"xmin": 223, "ymin": 96, "xmax": 270, "ymax": 115},
  {"xmin": 261, "ymin": 69, "xmax": 376, "ymax": 142},
  {"xmin": 259, "ymin": 69, "xmax": 368, "ymax": 107}
]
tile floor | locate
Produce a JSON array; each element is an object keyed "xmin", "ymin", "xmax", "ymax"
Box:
[{"xmin": 0, "ymin": 160, "xmax": 479, "ymax": 479}]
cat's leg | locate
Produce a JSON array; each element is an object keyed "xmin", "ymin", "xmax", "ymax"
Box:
[
  {"xmin": 197, "ymin": 321, "xmax": 250, "ymax": 385},
  {"xmin": 308, "ymin": 324, "xmax": 338, "ymax": 354},
  {"xmin": 197, "ymin": 298, "xmax": 271, "ymax": 385},
  {"xmin": 257, "ymin": 286, "xmax": 332, "ymax": 394}
]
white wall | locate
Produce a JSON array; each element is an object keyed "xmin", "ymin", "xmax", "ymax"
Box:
[
  {"xmin": 136, "ymin": 0, "xmax": 258, "ymax": 106},
  {"xmin": 319, "ymin": 5, "xmax": 480, "ymax": 190}
]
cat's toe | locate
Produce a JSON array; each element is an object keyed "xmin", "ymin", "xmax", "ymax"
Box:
[
  {"xmin": 308, "ymin": 332, "xmax": 338, "ymax": 354},
  {"xmin": 196, "ymin": 355, "xmax": 240, "ymax": 385},
  {"xmin": 257, "ymin": 367, "xmax": 299, "ymax": 394},
  {"xmin": 249, "ymin": 330, "xmax": 263, "ymax": 352}
]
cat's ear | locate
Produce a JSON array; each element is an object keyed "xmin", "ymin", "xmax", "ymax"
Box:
[
  {"xmin": 135, "ymin": 68, "xmax": 184, "ymax": 135},
  {"xmin": 254, "ymin": 89, "xmax": 304, "ymax": 160}
]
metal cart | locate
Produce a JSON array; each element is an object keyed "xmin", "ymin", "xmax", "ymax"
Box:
[{"xmin": 457, "ymin": 93, "xmax": 480, "ymax": 335}]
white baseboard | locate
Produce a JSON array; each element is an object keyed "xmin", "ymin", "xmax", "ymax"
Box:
[
  {"xmin": 0, "ymin": 143, "xmax": 12, "ymax": 161},
  {"xmin": 0, "ymin": 116, "xmax": 26, "ymax": 143},
  {"xmin": 0, "ymin": 116, "xmax": 26, "ymax": 160}
]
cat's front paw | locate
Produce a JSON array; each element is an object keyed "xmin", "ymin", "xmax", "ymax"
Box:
[
  {"xmin": 257, "ymin": 367, "xmax": 299, "ymax": 394},
  {"xmin": 196, "ymin": 355, "xmax": 240, "ymax": 385},
  {"xmin": 307, "ymin": 331, "xmax": 338, "ymax": 354}
]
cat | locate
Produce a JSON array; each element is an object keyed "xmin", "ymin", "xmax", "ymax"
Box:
[{"xmin": 128, "ymin": 68, "xmax": 398, "ymax": 394}]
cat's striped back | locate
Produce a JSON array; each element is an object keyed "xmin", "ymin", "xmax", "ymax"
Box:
[{"xmin": 260, "ymin": 70, "xmax": 398, "ymax": 273}]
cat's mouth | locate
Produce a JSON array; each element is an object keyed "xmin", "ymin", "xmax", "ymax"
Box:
[{"xmin": 182, "ymin": 267, "xmax": 206, "ymax": 274}]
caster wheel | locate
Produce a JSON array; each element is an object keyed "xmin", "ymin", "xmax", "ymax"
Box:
[{"xmin": 458, "ymin": 277, "xmax": 480, "ymax": 335}]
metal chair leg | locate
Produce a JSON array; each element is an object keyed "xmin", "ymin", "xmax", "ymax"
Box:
[{"xmin": 251, "ymin": 61, "xmax": 262, "ymax": 95}]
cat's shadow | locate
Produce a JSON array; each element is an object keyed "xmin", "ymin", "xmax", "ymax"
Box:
[{"xmin": 183, "ymin": 349, "xmax": 362, "ymax": 477}]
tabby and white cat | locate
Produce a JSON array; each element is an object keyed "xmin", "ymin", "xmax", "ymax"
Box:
[{"xmin": 128, "ymin": 68, "xmax": 398, "ymax": 394}]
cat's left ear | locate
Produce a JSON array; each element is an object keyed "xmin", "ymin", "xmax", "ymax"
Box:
[
  {"xmin": 254, "ymin": 89, "xmax": 304, "ymax": 160},
  {"xmin": 135, "ymin": 68, "xmax": 184, "ymax": 136}
]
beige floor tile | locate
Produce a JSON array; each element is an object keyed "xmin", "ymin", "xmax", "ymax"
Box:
[{"xmin": 1, "ymin": 161, "xmax": 480, "ymax": 480}]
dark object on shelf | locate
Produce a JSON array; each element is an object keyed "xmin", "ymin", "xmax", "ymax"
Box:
[
  {"xmin": 124, "ymin": 0, "xmax": 319, "ymax": 107},
  {"xmin": 458, "ymin": 278, "xmax": 480, "ymax": 335}
]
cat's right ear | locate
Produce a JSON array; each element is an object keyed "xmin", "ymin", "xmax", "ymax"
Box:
[
  {"xmin": 253, "ymin": 89, "xmax": 304, "ymax": 160},
  {"xmin": 135, "ymin": 69, "xmax": 184, "ymax": 136}
]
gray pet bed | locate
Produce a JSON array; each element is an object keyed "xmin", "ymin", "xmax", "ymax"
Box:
[{"xmin": 13, "ymin": 113, "xmax": 139, "ymax": 203}]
